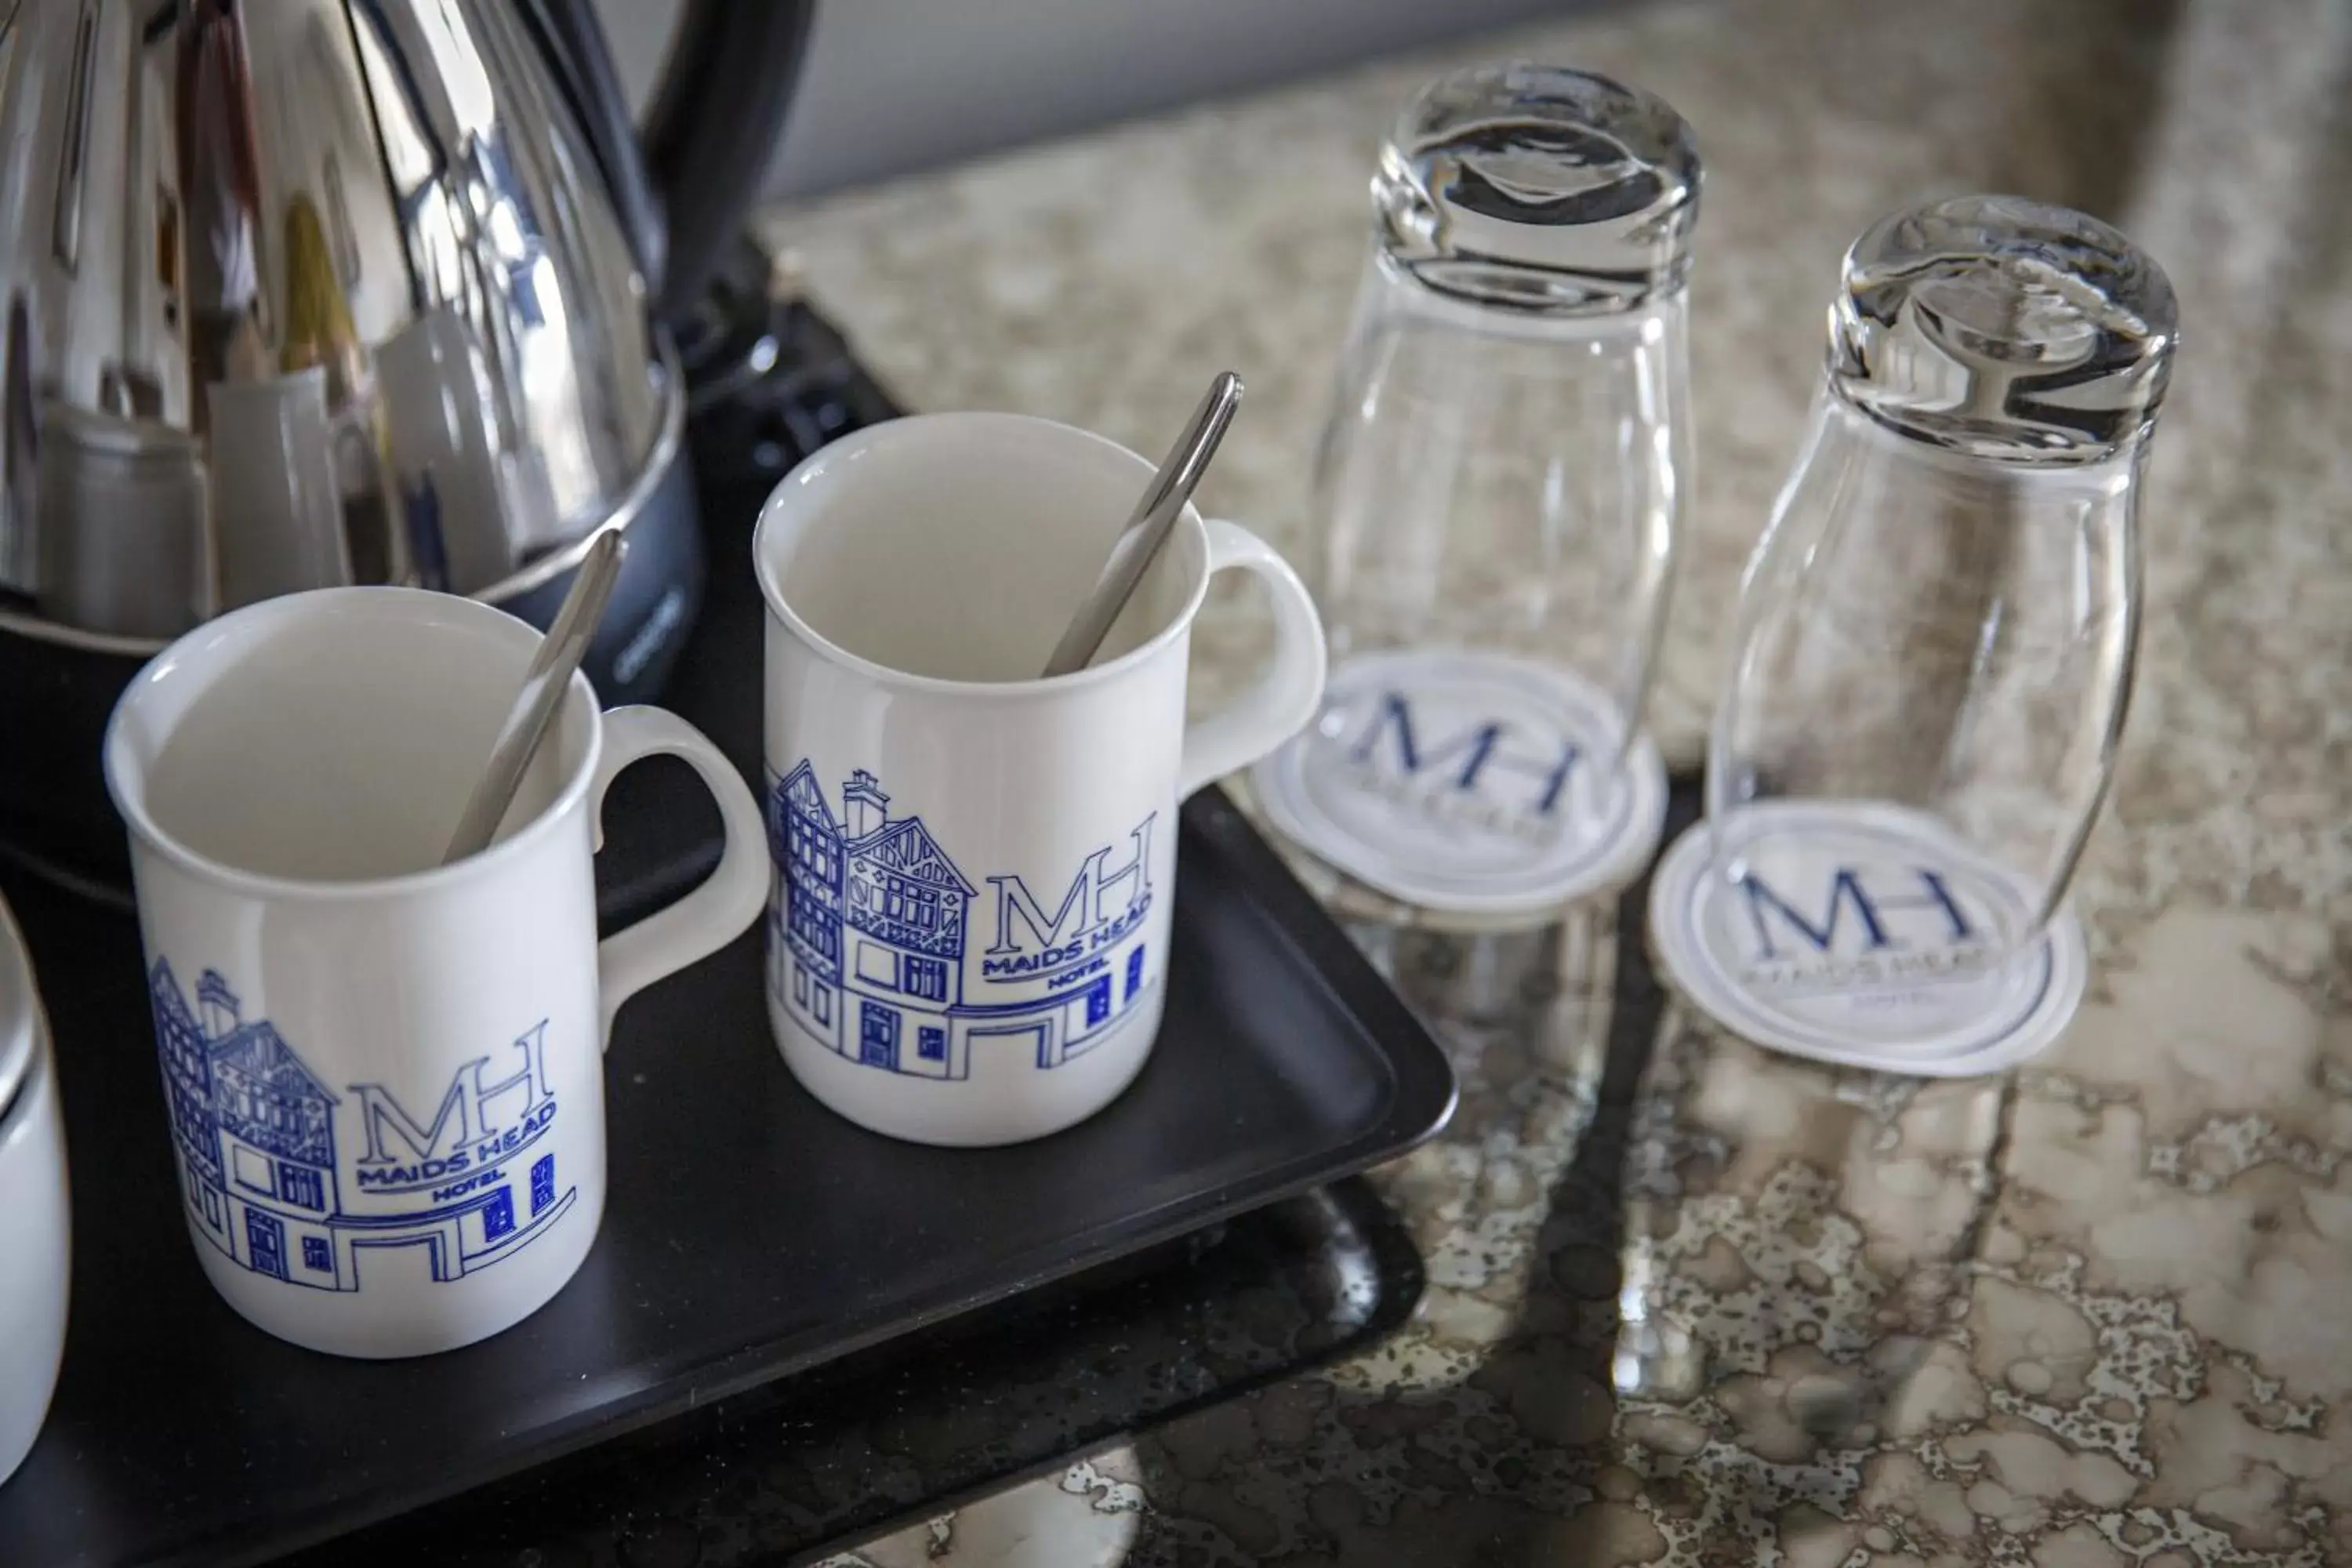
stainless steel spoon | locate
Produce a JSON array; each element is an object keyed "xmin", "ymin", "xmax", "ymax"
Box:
[
  {"xmin": 443, "ymin": 529, "xmax": 628, "ymax": 863},
  {"xmin": 1040, "ymin": 372, "xmax": 1243, "ymax": 679}
]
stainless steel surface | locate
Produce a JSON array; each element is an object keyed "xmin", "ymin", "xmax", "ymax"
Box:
[
  {"xmin": 445, "ymin": 528, "xmax": 625, "ymax": 864},
  {"xmin": 0, "ymin": 0, "xmax": 662, "ymax": 633},
  {"xmin": 0, "ymin": 332, "xmax": 686, "ymax": 657},
  {"xmin": 1039, "ymin": 370, "xmax": 1243, "ymax": 678}
]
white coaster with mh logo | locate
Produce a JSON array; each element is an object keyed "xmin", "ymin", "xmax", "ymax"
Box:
[
  {"xmin": 1646, "ymin": 800, "xmax": 2086, "ymax": 1076},
  {"xmin": 1250, "ymin": 648, "xmax": 1668, "ymax": 922}
]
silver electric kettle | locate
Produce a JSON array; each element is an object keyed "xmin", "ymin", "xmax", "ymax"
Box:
[{"xmin": 0, "ymin": 0, "xmax": 815, "ymax": 884}]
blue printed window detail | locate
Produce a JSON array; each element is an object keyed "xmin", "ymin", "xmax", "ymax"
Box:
[
  {"xmin": 884, "ymin": 885, "xmax": 942, "ymax": 929},
  {"xmin": 906, "ymin": 956, "xmax": 949, "ymax": 1002},
  {"xmin": 789, "ymin": 891, "xmax": 840, "ymax": 962},
  {"xmin": 231, "ymin": 1145, "xmax": 275, "ymax": 1196},
  {"xmin": 142, "ymin": 960, "xmax": 579, "ymax": 1297},
  {"xmin": 278, "ymin": 1161, "xmax": 325, "ymax": 1212},
  {"xmin": 169, "ymin": 1080, "xmax": 209, "ymax": 1154},
  {"xmin": 860, "ymin": 1003, "xmax": 900, "ymax": 1069},
  {"xmin": 762, "ymin": 763, "xmax": 1162, "ymax": 1080},
  {"xmin": 246, "ymin": 1209, "xmax": 288, "ymax": 1279}
]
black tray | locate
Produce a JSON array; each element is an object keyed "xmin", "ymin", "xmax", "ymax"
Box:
[
  {"xmin": 294, "ymin": 1178, "xmax": 1424, "ymax": 1565},
  {"xmin": 0, "ymin": 574, "xmax": 1454, "ymax": 1566}
]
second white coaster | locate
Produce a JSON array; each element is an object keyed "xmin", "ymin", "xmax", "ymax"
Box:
[{"xmin": 1646, "ymin": 800, "xmax": 2086, "ymax": 1076}]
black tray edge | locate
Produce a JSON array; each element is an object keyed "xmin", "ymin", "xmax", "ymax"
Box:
[
  {"xmin": 787, "ymin": 1181, "xmax": 1428, "ymax": 1566},
  {"xmin": 315, "ymin": 1175, "xmax": 1429, "ymax": 1568},
  {"xmin": 173, "ymin": 789, "xmax": 1454, "ymax": 1567}
]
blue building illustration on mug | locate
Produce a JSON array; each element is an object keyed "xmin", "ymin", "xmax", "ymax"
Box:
[
  {"xmin": 766, "ymin": 763, "xmax": 1157, "ymax": 1079},
  {"xmin": 148, "ymin": 960, "xmax": 575, "ymax": 1292}
]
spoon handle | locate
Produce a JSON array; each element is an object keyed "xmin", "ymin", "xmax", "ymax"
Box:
[
  {"xmin": 444, "ymin": 530, "xmax": 627, "ymax": 863},
  {"xmin": 1040, "ymin": 372, "xmax": 1243, "ymax": 679}
]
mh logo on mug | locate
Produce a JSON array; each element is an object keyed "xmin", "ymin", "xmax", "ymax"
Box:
[
  {"xmin": 767, "ymin": 762, "xmax": 1160, "ymax": 1083},
  {"xmin": 350, "ymin": 1026, "xmax": 561, "ymax": 1196},
  {"xmin": 984, "ymin": 815, "xmax": 1154, "ymax": 976},
  {"xmin": 147, "ymin": 960, "xmax": 576, "ymax": 1294}
]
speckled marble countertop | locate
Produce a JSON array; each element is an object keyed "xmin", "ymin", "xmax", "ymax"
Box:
[{"xmin": 760, "ymin": 0, "xmax": 2352, "ymax": 1562}]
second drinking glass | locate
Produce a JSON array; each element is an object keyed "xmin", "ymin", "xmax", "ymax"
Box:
[
  {"xmin": 1650, "ymin": 194, "xmax": 2178, "ymax": 1073},
  {"xmin": 1254, "ymin": 64, "xmax": 1700, "ymax": 931}
]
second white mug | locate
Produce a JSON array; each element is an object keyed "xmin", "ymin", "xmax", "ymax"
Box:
[{"xmin": 753, "ymin": 412, "xmax": 1327, "ymax": 1146}]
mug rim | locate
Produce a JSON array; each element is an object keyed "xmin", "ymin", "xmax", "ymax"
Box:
[
  {"xmin": 0, "ymin": 889, "xmax": 38, "ymax": 1125},
  {"xmin": 102, "ymin": 586, "xmax": 605, "ymax": 903},
  {"xmin": 751, "ymin": 411, "xmax": 1213, "ymax": 699}
]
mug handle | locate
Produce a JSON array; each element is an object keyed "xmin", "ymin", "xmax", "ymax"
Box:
[
  {"xmin": 587, "ymin": 706, "xmax": 771, "ymax": 1044},
  {"xmin": 1176, "ymin": 519, "xmax": 1328, "ymax": 799}
]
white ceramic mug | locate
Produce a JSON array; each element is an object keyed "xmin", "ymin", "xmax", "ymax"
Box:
[
  {"xmin": 0, "ymin": 892, "xmax": 67, "ymax": 1486},
  {"xmin": 103, "ymin": 588, "xmax": 769, "ymax": 1358},
  {"xmin": 375, "ymin": 308, "xmax": 560, "ymax": 592},
  {"xmin": 206, "ymin": 365, "xmax": 353, "ymax": 612},
  {"xmin": 753, "ymin": 412, "xmax": 1327, "ymax": 1146}
]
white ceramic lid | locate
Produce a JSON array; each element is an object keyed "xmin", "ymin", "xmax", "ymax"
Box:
[{"xmin": 0, "ymin": 891, "xmax": 37, "ymax": 1120}]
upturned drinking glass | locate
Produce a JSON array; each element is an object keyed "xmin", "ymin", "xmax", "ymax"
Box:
[
  {"xmin": 1707, "ymin": 194, "xmax": 2178, "ymax": 975},
  {"xmin": 1271, "ymin": 64, "xmax": 1699, "ymax": 931}
]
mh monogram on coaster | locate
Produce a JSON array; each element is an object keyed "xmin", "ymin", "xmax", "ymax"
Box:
[
  {"xmin": 1254, "ymin": 648, "xmax": 1666, "ymax": 925},
  {"xmin": 1647, "ymin": 800, "xmax": 2086, "ymax": 1076},
  {"xmin": 753, "ymin": 412, "xmax": 1327, "ymax": 1147}
]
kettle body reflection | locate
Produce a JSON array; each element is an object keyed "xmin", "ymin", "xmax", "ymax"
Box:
[{"xmin": 0, "ymin": 0, "xmax": 815, "ymax": 883}]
